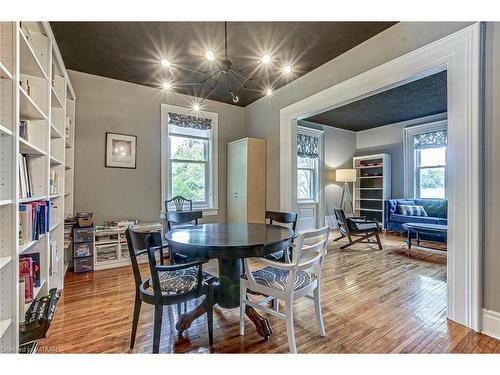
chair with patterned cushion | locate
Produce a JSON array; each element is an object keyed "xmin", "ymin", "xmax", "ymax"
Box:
[
  {"xmin": 239, "ymin": 226, "xmax": 330, "ymax": 353},
  {"xmin": 125, "ymin": 224, "xmax": 215, "ymax": 353},
  {"xmin": 261, "ymin": 211, "xmax": 298, "ymax": 262},
  {"xmin": 333, "ymin": 208, "xmax": 382, "ymax": 250}
]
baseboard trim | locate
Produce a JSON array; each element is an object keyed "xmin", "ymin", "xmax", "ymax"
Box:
[{"xmin": 482, "ymin": 308, "xmax": 500, "ymax": 339}]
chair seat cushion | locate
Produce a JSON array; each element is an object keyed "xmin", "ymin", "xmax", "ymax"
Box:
[
  {"xmin": 261, "ymin": 250, "xmax": 284, "ymax": 261},
  {"xmin": 355, "ymin": 223, "xmax": 379, "ymax": 232},
  {"xmin": 158, "ymin": 267, "xmax": 213, "ymax": 295},
  {"xmin": 246, "ymin": 266, "xmax": 317, "ymax": 292}
]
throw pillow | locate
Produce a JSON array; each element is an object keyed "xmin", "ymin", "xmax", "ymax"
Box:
[{"xmin": 397, "ymin": 204, "xmax": 428, "ymax": 217}]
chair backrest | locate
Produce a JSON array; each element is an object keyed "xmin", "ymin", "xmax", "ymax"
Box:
[
  {"xmin": 265, "ymin": 211, "xmax": 298, "ymax": 233},
  {"xmin": 165, "ymin": 196, "xmax": 193, "ymax": 213},
  {"xmin": 285, "ymin": 226, "xmax": 329, "ymax": 292},
  {"xmin": 165, "ymin": 210, "xmax": 203, "ymax": 231},
  {"xmin": 333, "ymin": 208, "xmax": 350, "ymax": 235},
  {"xmin": 125, "ymin": 224, "xmax": 164, "ymax": 291}
]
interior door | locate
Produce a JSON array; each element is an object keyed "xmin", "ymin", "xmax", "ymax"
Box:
[{"xmin": 227, "ymin": 140, "xmax": 248, "ymax": 223}]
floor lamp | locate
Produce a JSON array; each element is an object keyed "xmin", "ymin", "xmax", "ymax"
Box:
[{"xmin": 336, "ymin": 169, "xmax": 357, "ymax": 213}]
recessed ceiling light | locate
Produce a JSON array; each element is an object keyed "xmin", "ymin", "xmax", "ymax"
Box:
[
  {"xmin": 283, "ymin": 65, "xmax": 292, "ymax": 74},
  {"xmin": 160, "ymin": 58, "xmax": 171, "ymax": 68},
  {"xmin": 162, "ymin": 81, "xmax": 172, "ymax": 90},
  {"xmin": 193, "ymin": 103, "xmax": 201, "ymax": 112},
  {"xmin": 205, "ymin": 51, "xmax": 216, "ymax": 61},
  {"xmin": 261, "ymin": 54, "xmax": 271, "ymax": 64},
  {"xmin": 266, "ymin": 88, "xmax": 273, "ymax": 96}
]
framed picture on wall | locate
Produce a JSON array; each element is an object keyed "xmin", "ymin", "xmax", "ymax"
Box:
[{"xmin": 105, "ymin": 132, "xmax": 137, "ymax": 169}]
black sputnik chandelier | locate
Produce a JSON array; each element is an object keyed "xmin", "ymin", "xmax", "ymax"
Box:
[{"xmin": 159, "ymin": 22, "xmax": 293, "ymax": 111}]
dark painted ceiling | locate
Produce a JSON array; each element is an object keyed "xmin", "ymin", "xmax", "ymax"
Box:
[
  {"xmin": 303, "ymin": 70, "xmax": 447, "ymax": 131},
  {"xmin": 49, "ymin": 22, "xmax": 396, "ymax": 107}
]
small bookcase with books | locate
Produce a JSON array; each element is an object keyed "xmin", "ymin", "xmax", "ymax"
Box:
[{"xmin": 0, "ymin": 22, "xmax": 76, "ymax": 353}]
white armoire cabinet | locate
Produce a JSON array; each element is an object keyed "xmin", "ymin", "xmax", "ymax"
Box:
[{"xmin": 227, "ymin": 138, "xmax": 266, "ymax": 223}]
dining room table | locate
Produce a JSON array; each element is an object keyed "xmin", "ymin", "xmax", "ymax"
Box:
[{"xmin": 165, "ymin": 222, "xmax": 294, "ymax": 340}]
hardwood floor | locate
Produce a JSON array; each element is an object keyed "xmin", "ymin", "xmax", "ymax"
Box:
[{"xmin": 39, "ymin": 232, "xmax": 500, "ymax": 354}]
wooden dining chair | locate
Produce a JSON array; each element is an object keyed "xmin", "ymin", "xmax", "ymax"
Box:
[
  {"xmin": 165, "ymin": 210, "xmax": 203, "ymax": 263},
  {"xmin": 240, "ymin": 226, "xmax": 330, "ymax": 353},
  {"xmin": 125, "ymin": 224, "xmax": 215, "ymax": 353},
  {"xmin": 333, "ymin": 208, "xmax": 383, "ymax": 250},
  {"xmin": 165, "ymin": 195, "xmax": 193, "ymax": 212},
  {"xmin": 262, "ymin": 211, "xmax": 298, "ymax": 262}
]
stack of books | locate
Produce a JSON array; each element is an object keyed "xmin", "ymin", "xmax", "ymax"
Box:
[
  {"xmin": 19, "ymin": 153, "xmax": 33, "ymax": 198},
  {"xmin": 19, "ymin": 201, "xmax": 50, "ymax": 245}
]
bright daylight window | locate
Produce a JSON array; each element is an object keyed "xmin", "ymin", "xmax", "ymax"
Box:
[
  {"xmin": 414, "ymin": 130, "xmax": 447, "ymax": 199},
  {"xmin": 297, "ymin": 156, "xmax": 317, "ymax": 200},
  {"xmin": 297, "ymin": 132, "xmax": 320, "ymax": 201},
  {"xmin": 165, "ymin": 110, "xmax": 216, "ymax": 210}
]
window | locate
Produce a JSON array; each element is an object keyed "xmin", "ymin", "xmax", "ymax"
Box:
[
  {"xmin": 415, "ymin": 146, "xmax": 446, "ymax": 198},
  {"xmin": 296, "ymin": 129, "xmax": 320, "ymax": 202},
  {"xmin": 161, "ymin": 105, "xmax": 218, "ymax": 215},
  {"xmin": 404, "ymin": 122, "xmax": 447, "ymax": 199},
  {"xmin": 297, "ymin": 156, "xmax": 317, "ymax": 200}
]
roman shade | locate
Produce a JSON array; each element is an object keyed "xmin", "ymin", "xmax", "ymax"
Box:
[
  {"xmin": 414, "ymin": 130, "xmax": 447, "ymax": 149},
  {"xmin": 168, "ymin": 112, "xmax": 212, "ymax": 130},
  {"xmin": 297, "ymin": 133, "xmax": 319, "ymax": 158}
]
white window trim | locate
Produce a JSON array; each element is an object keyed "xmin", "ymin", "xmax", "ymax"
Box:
[
  {"xmin": 297, "ymin": 126, "xmax": 323, "ymax": 204},
  {"xmin": 160, "ymin": 103, "xmax": 219, "ymax": 218},
  {"xmin": 403, "ymin": 120, "xmax": 447, "ymax": 199}
]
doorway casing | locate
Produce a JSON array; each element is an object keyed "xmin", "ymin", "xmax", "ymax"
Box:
[{"xmin": 279, "ymin": 24, "xmax": 482, "ymax": 331}]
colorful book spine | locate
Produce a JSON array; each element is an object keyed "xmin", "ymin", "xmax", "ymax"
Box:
[{"xmin": 19, "ymin": 258, "xmax": 34, "ymax": 303}]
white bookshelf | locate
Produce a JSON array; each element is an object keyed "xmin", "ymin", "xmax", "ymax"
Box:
[
  {"xmin": 0, "ymin": 22, "xmax": 76, "ymax": 353},
  {"xmin": 352, "ymin": 154, "xmax": 391, "ymax": 228}
]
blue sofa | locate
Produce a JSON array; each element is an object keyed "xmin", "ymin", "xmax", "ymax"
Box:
[{"xmin": 384, "ymin": 199, "xmax": 447, "ymax": 243}]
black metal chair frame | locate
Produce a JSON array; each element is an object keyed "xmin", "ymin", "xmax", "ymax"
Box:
[
  {"xmin": 125, "ymin": 225, "xmax": 214, "ymax": 353},
  {"xmin": 333, "ymin": 208, "xmax": 383, "ymax": 250}
]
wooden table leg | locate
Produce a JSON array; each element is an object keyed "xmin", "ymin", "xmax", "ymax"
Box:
[
  {"xmin": 176, "ymin": 300, "xmax": 207, "ymax": 336},
  {"xmin": 245, "ymin": 306, "xmax": 272, "ymax": 340}
]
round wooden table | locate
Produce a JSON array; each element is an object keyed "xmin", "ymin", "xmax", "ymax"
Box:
[{"xmin": 165, "ymin": 223, "xmax": 294, "ymax": 339}]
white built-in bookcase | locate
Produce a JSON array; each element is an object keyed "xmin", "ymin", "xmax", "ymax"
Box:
[
  {"xmin": 352, "ymin": 154, "xmax": 391, "ymax": 227},
  {"xmin": 0, "ymin": 21, "xmax": 76, "ymax": 353}
]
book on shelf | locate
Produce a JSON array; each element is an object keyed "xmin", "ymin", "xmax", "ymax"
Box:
[
  {"xmin": 49, "ymin": 239, "xmax": 58, "ymax": 275},
  {"xmin": 19, "ymin": 120, "xmax": 31, "ymax": 141},
  {"xmin": 19, "ymin": 257, "xmax": 34, "ymax": 303},
  {"xmin": 20, "ymin": 253, "xmax": 41, "ymax": 288},
  {"xmin": 50, "ymin": 201, "xmax": 59, "ymax": 227},
  {"xmin": 65, "ymin": 116, "xmax": 71, "ymax": 137},
  {"xmin": 19, "ymin": 280, "xmax": 26, "ymax": 323},
  {"xmin": 19, "ymin": 153, "xmax": 34, "ymax": 198},
  {"xmin": 50, "ymin": 168, "xmax": 59, "ymax": 195},
  {"xmin": 19, "ymin": 200, "xmax": 50, "ymax": 245}
]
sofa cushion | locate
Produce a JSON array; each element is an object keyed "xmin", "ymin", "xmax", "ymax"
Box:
[
  {"xmin": 397, "ymin": 205, "xmax": 428, "ymax": 217},
  {"xmin": 414, "ymin": 199, "xmax": 447, "ymax": 218},
  {"xmin": 389, "ymin": 214, "xmax": 441, "ymax": 225}
]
